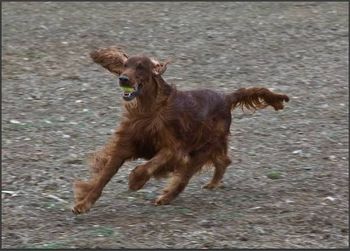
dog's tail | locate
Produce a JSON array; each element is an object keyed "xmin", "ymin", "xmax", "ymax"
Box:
[{"xmin": 226, "ymin": 87, "xmax": 289, "ymax": 111}]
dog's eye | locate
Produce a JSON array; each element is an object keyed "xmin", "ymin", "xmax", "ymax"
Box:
[{"xmin": 136, "ymin": 63, "xmax": 144, "ymax": 70}]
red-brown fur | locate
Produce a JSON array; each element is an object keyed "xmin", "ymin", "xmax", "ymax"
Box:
[{"xmin": 72, "ymin": 47, "xmax": 289, "ymax": 214}]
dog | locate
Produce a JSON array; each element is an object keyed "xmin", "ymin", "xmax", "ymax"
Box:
[{"xmin": 72, "ymin": 46, "xmax": 289, "ymax": 214}]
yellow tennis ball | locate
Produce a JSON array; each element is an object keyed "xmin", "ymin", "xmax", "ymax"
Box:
[{"xmin": 121, "ymin": 86, "xmax": 134, "ymax": 93}]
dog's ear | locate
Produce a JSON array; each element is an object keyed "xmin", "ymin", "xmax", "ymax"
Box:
[
  {"xmin": 151, "ymin": 58, "xmax": 171, "ymax": 76},
  {"xmin": 90, "ymin": 47, "xmax": 128, "ymax": 75}
]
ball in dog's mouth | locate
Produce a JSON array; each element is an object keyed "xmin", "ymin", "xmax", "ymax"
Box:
[{"xmin": 121, "ymin": 84, "xmax": 142, "ymax": 101}]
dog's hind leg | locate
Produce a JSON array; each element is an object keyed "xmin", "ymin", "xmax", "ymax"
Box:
[
  {"xmin": 155, "ymin": 150, "xmax": 209, "ymax": 205},
  {"xmin": 200, "ymin": 138, "xmax": 232, "ymax": 189},
  {"xmin": 155, "ymin": 170, "xmax": 195, "ymax": 205},
  {"xmin": 128, "ymin": 148, "xmax": 174, "ymax": 191},
  {"xmin": 203, "ymin": 154, "xmax": 231, "ymax": 189}
]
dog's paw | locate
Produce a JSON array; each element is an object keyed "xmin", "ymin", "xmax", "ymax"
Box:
[
  {"xmin": 154, "ymin": 195, "xmax": 171, "ymax": 206},
  {"xmin": 73, "ymin": 180, "xmax": 93, "ymax": 202},
  {"xmin": 71, "ymin": 200, "xmax": 92, "ymax": 215},
  {"xmin": 202, "ymin": 182, "xmax": 225, "ymax": 190},
  {"xmin": 128, "ymin": 165, "xmax": 150, "ymax": 191}
]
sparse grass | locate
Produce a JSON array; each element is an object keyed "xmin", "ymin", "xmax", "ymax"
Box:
[
  {"xmin": 89, "ymin": 227, "xmax": 116, "ymax": 237},
  {"xmin": 25, "ymin": 241, "xmax": 68, "ymax": 249},
  {"xmin": 266, "ymin": 171, "xmax": 282, "ymax": 180}
]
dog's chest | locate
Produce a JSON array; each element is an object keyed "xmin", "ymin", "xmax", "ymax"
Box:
[{"xmin": 129, "ymin": 116, "xmax": 167, "ymax": 159}]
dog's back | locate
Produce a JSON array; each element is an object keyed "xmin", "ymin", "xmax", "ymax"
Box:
[{"xmin": 165, "ymin": 89, "xmax": 232, "ymax": 149}]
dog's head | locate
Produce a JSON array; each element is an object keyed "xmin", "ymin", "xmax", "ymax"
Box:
[{"xmin": 90, "ymin": 47, "xmax": 169, "ymax": 101}]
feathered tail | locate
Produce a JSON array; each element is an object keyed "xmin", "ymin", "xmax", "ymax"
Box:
[{"xmin": 226, "ymin": 87, "xmax": 289, "ymax": 111}]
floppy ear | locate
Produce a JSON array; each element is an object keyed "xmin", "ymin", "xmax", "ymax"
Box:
[
  {"xmin": 90, "ymin": 47, "xmax": 128, "ymax": 75},
  {"xmin": 151, "ymin": 58, "xmax": 171, "ymax": 76}
]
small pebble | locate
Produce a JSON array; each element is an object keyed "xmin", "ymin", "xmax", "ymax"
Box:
[
  {"xmin": 303, "ymin": 166, "xmax": 313, "ymax": 170},
  {"xmin": 325, "ymin": 196, "xmax": 336, "ymax": 202},
  {"xmin": 198, "ymin": 220, "xmax": 214, "ymax": 228},
  {"xmin": 10, "ymin": 119, "xmax": 22, "ymax": 124},
  {"xmin": 329, "ymin": 155, "xmax": 337, "ymax": 161},
  {"xmin": 293, "ymin": 149, "xmax": 303, "ymax": 154},
  {"xmin": 239, "ymin": 236, "xmax": 248, "ymax": 241}
]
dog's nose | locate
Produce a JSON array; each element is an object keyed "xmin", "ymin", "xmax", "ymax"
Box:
[{"xmin": 119, "ymin": 75, "xmax": 129, "ymax": 83}]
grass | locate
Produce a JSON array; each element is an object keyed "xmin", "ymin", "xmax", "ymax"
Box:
[
  {"xmin": 89, "ymin": 227, "xmax": 116, "ymax": 237},
  {"xmin": 24, "ymin": 241, "xmax": 68, "ymax": 249},
  {"xmin": 266, "ymin": 171, "xmax": 282, "ymax": 180}
]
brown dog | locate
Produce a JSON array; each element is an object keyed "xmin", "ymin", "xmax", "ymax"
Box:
[{"xmin": 72, "ymin": 47, "xmax": 289, "ymax": 214}]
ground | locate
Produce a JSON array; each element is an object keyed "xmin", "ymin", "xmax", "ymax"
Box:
[{"xmin": 2, "ymin": 2, "xmax": 348, "ymax": 249}]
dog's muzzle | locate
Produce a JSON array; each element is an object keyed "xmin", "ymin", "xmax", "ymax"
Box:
[
  {"xmin": 118, "ymin": 76, "xmax": 142, "ymax": 101},
  {"xmin": 120, "ymin": 85, "xmax": 142, "ymax": 101}
]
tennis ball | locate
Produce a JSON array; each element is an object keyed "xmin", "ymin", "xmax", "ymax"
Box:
[{"xmin": 121, "ymin": 86, "xmax": 134, "ymax": 93}]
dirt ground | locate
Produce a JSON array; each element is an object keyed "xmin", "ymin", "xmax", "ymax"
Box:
[{"xmin": 2, "ymin": 2, "xmax": 348, "ymax": 249}]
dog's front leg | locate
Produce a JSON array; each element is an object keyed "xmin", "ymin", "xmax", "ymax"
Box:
[
  {"xmin": 128, "ymin": 148, "xmax": 173, "ymax": 191},
  {"xmin": 72, "ymin": 136, "xmax": 133, "ymax": 214},
  {"xmin": 72, "ymin": 153, "xmax": 126, "ymax": 214}
]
